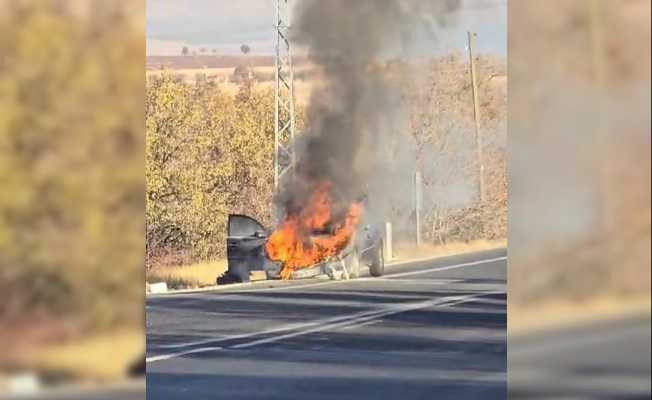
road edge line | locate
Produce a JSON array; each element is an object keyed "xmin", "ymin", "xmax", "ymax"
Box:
[{"xmin": 146, "ymin": 248, "xmax": 507, "ymax": 297}]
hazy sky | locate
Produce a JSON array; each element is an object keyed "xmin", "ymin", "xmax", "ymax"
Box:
[{"xmin": 147, "ymin": 0, "xmax": 506, "ymax": 57}]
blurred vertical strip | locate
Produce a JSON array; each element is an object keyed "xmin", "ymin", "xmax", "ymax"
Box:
[
  {"xmin": 0, "ymin": 0, "xmax": 144, "ymax": 389},
  {"xmin": 509, "ymin": 0, "xmax": 651, "ymax": 311},
  {"xmin": 509, "ymin": 0, "xmax": 650, "ymax": 398}
]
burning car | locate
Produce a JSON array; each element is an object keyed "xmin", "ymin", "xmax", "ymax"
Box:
[{"xmin": 217, "ymin": 191, "xmax": 385, "ymax": 284}]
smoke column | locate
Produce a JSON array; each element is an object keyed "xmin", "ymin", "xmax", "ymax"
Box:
[{"xmin": 277, "ymin": 0, "xmax": 461, "ymax": 223}]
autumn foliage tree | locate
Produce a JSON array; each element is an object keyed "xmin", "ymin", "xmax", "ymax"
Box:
[
  {"xmin": 146, "ymin": 74, "xmax": 293, "ymax": 265},
  {"xmin": 0, "ymin": 1, "xmax": 144, "ymax": 331}
]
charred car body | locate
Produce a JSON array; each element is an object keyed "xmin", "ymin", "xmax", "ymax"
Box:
[{"xmin": 217, "ymin": 213, "xmax": 385, "ymax": 284}]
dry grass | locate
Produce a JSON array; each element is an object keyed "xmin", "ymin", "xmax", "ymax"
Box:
[
  {"xmin": 196, "ymin": 79, "xmax": 314, "ymax": 106},
  {"xmin": 146, "ymin": 66, "xmax": 235, "ymax": 79},
  {"xmin": 146, "ymin": 68, "xmax": 317, "ymax": 106},
  {"xmin": 392, "ymin": 239, "xmax": 507, "ymax": 261},
  {"xmin": 145, "ymin": 65, "xmax": 313, "ymax": 81},
  {"xmin": 147, "ymin": 259, "xmax": 228, "ymax": 289},
  {"xmin": 19, "ymin": 330, "xmax": 143, "ymax": 382}
]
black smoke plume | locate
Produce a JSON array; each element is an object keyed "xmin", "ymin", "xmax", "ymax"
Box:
[{"xmin": 276, "ymin": 0, "xmax": 461, "ymax": 221}]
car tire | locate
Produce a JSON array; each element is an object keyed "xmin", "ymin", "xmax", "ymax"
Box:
[
  {"xmin": 346, "ymin": 248, "xmax": 360, "ymax": 278},
  {"xmin": 369, "ymin": 241, "xmax": 384, "ymax": 277},
  {"xmin": 264, "ymin": 261, "xmax": 282, "ymax": 280}
]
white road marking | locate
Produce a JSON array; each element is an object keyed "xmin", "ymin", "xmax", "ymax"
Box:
[
  {"xmin": 148, "ymin": 255, "xmax": 506, "ymax": 358},
  {"xmin": 156, "ymin": 305, "xmax": 402, "ymax": 350},
  {"xmin": 230, "ymin": 279, "xmax": 344, "ymax": 293},
  {"xmin": 146, "ymin": 346, "xmax": 223, "ymax": 363},
  {"xmin": 293, "ymin": 289, "xmax": 434, "ymax": 300},
  {"xmin": 217, "ymin": 294, "xmax": 389, "ymax": 309},
  {"xmin": 220, "ymin": 255, "xmax": 506, "ymax": 294},
  {"xmin": 338, "ymin": 319, "xmax": 382, "ymax": 330},
  {"xmin": 148, "ymin": 289, "xmax": 503, "ymax": 362},
  {"xmin": 230, "ymin": 291, "xmax": 503, "ymax": 349},
  {"xmin": 382, "ymin": 256, "xmax": 507, "ymax": 279},
  {"xmin": 147, "ymin": 252, "xmax": 506, "ymax": 297},
  {"xmin": 373, "ymin": 278, "xmax": 463, "ymax": 285}
]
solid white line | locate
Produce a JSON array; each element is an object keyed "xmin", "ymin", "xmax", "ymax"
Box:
[
  {"xmin": 146, "ymin": 346, "xmax": 223, "ymax": 363},
  {"xmin": 226, "ymin": 255, "xmax": 506, "ymax": 294},
  {"xmin": 156, "ymin": 305, "xmax": 397, "ymax": 350},
  {"xmin": 373, "ymin": 278, "xmax": 463, "ymax": 285},
  {"xmin": 385, "ymin": 251, "xmax": 504, "ymax": 267},
  {"xmin": 148, "ymin": 290, "xmax": 503, "ymax": 361},
  {"xmin": 382, "ymin": 256, "xmax": 507, "ymax": 279},
  {"xmin": 289, "ymin": 289, "xmax": 435, "ymax": 300},
  {"xmin": 339, "ymin": 319, "xmax": 382, "ymax": 330},
  {"xmin": 231, "ymin": 279, "xmax": 342, "ymax": 293},
  {"xmin": 227, "ymin": 291, "xmax": 504, "ymax": 350},
  {"xmin": 154, "ymin": 256, "xmax": 504, "ymax": 350},
  {"xmin": 147, "ymin": 251, "xmax": 507, "ymax": 297},
  {"xmin": 152, "ymin": 255, "xmax": 506, "ymax": 352}
]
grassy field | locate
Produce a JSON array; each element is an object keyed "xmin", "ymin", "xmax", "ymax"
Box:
[{"xmin": 146, "ymin": 66, "xmax": 317, "ymax": 106}]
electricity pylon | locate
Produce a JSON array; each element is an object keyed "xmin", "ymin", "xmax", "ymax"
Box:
[{"xmin": 273, "ymin": 0, "xmax": 296, "ymax": 190}]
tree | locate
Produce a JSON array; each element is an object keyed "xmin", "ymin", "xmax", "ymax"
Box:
[
  {"xmin": 240, "ymin": 44, "xmax": 251, "ymax": 55},
  {"xmin": 181, "ymin": 46, "xmax": 189, "ymax": 56},
  {"xmin": 1, "ymin": 1, "xmax": 144, "ymax": 331},
  {"xmin": 146, "ymin": 74, "xmax": 280, "ymax": 262}
]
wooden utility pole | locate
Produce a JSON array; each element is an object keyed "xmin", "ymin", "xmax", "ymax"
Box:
[{"xmin": 467, "ymin": 31, "xmax": 486, "ymax": 202}]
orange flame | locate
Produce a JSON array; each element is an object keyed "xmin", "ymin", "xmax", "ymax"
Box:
[{"xmin": 266, "ymin": 181, "xmax": 363, "ymax": 279}]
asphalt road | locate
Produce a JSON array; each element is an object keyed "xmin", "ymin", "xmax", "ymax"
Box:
[
  {"xmin": 509, "ymin": 313, "xmax": 651, "ymax": 399},
  {"xmin": 146, "ymin": 249, "xmax": 507, "ymax": 400},
  {"xmin": 9, "ymin": 248, "xmax": 647, "ymax": 400}
]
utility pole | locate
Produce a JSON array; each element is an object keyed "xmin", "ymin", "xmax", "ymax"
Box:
[
  {"xmin": 273, "ymin": 0, "xmax": 296, "ymax": 191},
  {"xmin": 467, "ymin": 31, "xmax": 486, "ymax": 203}
]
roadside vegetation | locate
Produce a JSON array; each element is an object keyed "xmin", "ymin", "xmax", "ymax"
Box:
[
  {"xmin": 147, "ymin": 259, "xmax": 227, "ymax": 289},
  {"xmin": 0, "ymin": 0, "xmax": 143, "ymax": 384},
  {"xmin": 508, "ymin": 0, "xmax": 650, "ymax": 332},
  {"xmin": 146, "ymin": 54, "xmax": 508, "ymax": 287}
]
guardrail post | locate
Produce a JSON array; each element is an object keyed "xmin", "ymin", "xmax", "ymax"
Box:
[{"xmin": 385, "ymin": 221, "xmax": 393, "ymax": 261}]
